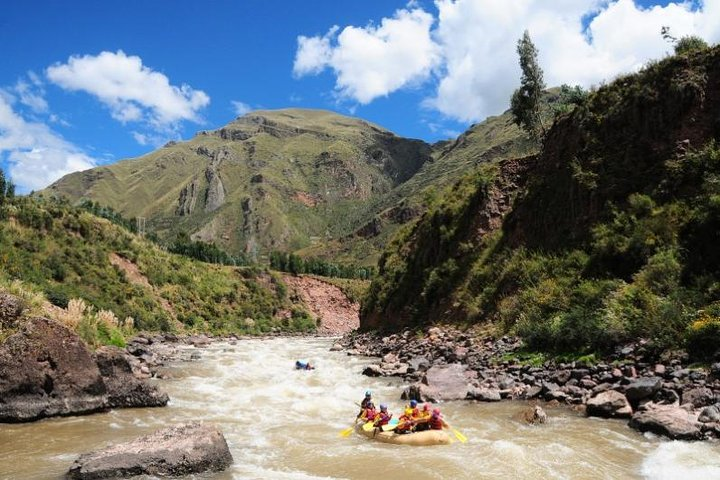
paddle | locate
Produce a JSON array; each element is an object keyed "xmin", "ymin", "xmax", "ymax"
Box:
[
  {"xmin": 339, "ymin": 425, "xmax": 355, "ymax": 437},
  {"xmin": 381, "ymin": 418, "xmax": 401, "ymax": 431},
  {"xmin": 362, "ymin": 421, "xmax": 376, "ymax": 432},
  {"xmin": 445, "ymin": 424, "xmax": 467, "ymax": 443}
]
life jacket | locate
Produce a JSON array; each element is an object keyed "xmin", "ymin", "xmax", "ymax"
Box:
[
  {"xmin": 429, "ymin": 415, "xmax": 444, "ymax": 430},
  {"xmin": 360, "ymin": 397, "xmax": 372, "ymax": 409},
  {"xmin": 408, "ymin": 407, "xmax": 420, "ymax": 418},
  {"xmin": 374, "ymin": 411, "xmax": 391, "ymax": 426},
  {"xmin": 362, "ymin": 408, "xmax": 377, "ymax": 421},
  {"xmin": 396, "ymin": 414, "xmax": 414, "ymax": 432}
]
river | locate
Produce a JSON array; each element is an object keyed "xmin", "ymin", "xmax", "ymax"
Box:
[{"xmin": 1, "ymin": 337, "xmax": 719, "ymax": 479}]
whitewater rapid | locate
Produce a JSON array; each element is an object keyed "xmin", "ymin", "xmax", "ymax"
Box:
[{"xmin": 1, "ymin": 337, "xmax": 719, "ymax": 479}]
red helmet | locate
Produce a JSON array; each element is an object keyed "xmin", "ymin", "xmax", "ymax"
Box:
[
  {"xmin": 423, "ymin": 403, "xmax": 431, "ymax": 411},
  {"xmin": 432, "ymin": 408, "xmax": 441, "ymax": 416}
]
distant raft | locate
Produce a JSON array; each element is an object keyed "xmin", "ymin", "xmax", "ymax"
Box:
[{"xmin": 355, "ymin": 424, "xmax": 453, "ymax": 446}]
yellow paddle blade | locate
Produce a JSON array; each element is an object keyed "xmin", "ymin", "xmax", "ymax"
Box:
[
  {"xmin": 339, "ymin": 426, "xmax": 354, "ymax": 438},
  {"xmin": 362, "ymin": 421, "xmax": 375, "ymax": 432},
  {"xmin": 381, "ymin": 423, "xmax": 398, "ymax": 432},
  {"xmin": 452, "ymin": 428, "xmax": 468, "ymax": 443}
]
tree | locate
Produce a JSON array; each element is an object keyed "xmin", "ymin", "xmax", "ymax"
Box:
[
  {"xmin": 662, "ymin": 26, "xmax": 708, "ymax": 55},
  {"xmin": 510, "ymin": 30, "xmax": 546, "ymax": 140},
  {"xmin": 0, "ymin": 167, "xmax": 14, "ymax": 205}
]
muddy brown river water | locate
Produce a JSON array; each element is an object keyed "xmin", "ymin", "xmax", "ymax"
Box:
[{"xmin": 1, "ymin": 337, "xmax": 719, "ymax": 479}]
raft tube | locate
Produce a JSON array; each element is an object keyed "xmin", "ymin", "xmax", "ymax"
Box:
[{"xmin": 356, "ymin": 424, "xmax": 453, "ymax": 446}]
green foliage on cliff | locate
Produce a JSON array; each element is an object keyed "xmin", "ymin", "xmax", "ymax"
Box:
[
  {"xmin": 0, "ymin": 195, "xmax": 310, "ymax": 336},
  {"xmin": 363, "ymin": 46, "xmax": 720, "ymax": 359}
]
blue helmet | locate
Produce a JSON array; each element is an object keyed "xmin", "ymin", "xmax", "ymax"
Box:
[
  {"xmin": 410, "ymin": 400, "xmax": 418, "ymax": 408},
  {"xmin": 365, "ymin": 390, "xmax": 372, "ymax": 397},
  {"xmin": 380, "ymin": 403, "xmax": 388, "ymax": 411}
]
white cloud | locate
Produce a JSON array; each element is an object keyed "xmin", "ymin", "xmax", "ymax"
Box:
[
  {"xmin": 293, "ymin": 6, "xmax": 441, "ymax": 104},
  {"xmin": 231, "ymin": 100, "xmax": 252, "ymax": 116},
  {"xmin": 0, "ymin": 95, "xmax": 96, "ymax": 192},
  {"xmin": 294, "ymin": 0, "xmax": 720, "ymax": 123},
  {"xmin": 46, "ymin": 50, "xmax": 210, "ymax": 138}
]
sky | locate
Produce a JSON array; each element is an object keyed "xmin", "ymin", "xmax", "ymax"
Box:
[{"xmin": 1, "ymin": 0, "xmax": 718, "ymax": 193}]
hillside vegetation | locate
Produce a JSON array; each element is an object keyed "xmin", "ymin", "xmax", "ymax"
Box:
[
  {"xmin": 362, "ymin": 46, "xmax": 720, "ymax": 360},
  {"xmin": 45, "ymin": 106, "xmax": 542, "ymax": 266},
  {"xmin": 0, "ymin": 196, "xmax": 316, "ymax": 342},
  {"xmin": 44, "ymin": 109, "xmax": 432, "ymax": 264}
]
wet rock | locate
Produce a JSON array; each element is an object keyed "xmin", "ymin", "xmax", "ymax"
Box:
[
  {"xmin": 67, "ymin": 422, "xmax": 233, "ymax": 479},
  {"xmin": 470, "ymin": 387, "xmax": 502, "ymax": 402},
  {"xmin": 625, "ymin": 377, "xmax": 662, "ymax": 402},
  {"xmin": 362, "ymin": 364, "xmax": 383, "ymax": 377},
  {"xmin": 95, "ymin": 346, "xmax": 169, "ymax": 409},
  {"xmin": 629, "ymin": 404, "xmax": 702, "ymax": 440},
  {"xmin": 0, "ymin": 317, "xmax": 107, "ymax": 422},
  {"xmin": 682, "ymin": 387, "xmax": 715, "ymax": 409},
  {"xmin": 329, "ymin": 343, "xmax": 343, "ymax": 351},
  {"xmin": 698, "ymin": 404, "xmax": 720, "ymax": 423},
  {"xmin": 586, "ymin": 391, "xmax": 632, "ymax": 419},
  {"xmin": 421, "ymin": 364, "xmax": 471, "ymax": 401},
  {"xmin": 523, "ymin": 385, "xmax": 543, "ymax": 399},
  {"xmin": 653, "ymin": 388, "xmax": 680, "ymax": 406},
  {"xmin": 518, "ymin": 405, "xmax": 547, "ymax": 425}
]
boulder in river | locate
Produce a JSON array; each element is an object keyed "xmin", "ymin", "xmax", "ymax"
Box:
[
  {"xmin": 66, "ymin": 422, "xmax": 233, "ymax": 479},
  {"xmin": 421, "ymin": 364, "xmax": 471, "ymax": 401},
  {"xmin": 0, "ymin": 317, "xmax": 107, "ymax": 422},
  {"xmin": 628, "ymin": 404, "xmax": 702, "ymax": 440},
  {"xmin": 698, "ymin": 403, "xmax": 720, "ymax": 423},
  {"xmin": 586, "ymin": 390, "xmax": 632, "ymax": 419},
  {"xmin": 95, "ymin": 346, "xmax": 169, "ymax": 409}
]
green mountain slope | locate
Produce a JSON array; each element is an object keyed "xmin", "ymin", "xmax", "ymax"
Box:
[
  {"xmin": 0, "ymin": 196, "xmax": 314, "ymax": 335},
  {"xmin": 362, "ymin": 46, "xmax": 720, "ymax": 358},
  {"xmin": 45, "ymin": 109, "xmax": 432, "ymax": 260}
]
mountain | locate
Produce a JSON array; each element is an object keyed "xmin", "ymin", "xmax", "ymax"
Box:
[
  {"xmin": 361, "ymin": 46, "xmax": 720, "ymax": 359},
  {"xmin": 45, "ymin": 109, "xmax": 432, "ymax": 261},
  {"xmin": 44, "ymin": 107, "xmax": 537, "ymax": 266}
]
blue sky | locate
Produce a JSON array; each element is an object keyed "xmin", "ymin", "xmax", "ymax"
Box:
[{"xmin": 1, "ymin": 0, "xmax": 718, "ymax": 192}]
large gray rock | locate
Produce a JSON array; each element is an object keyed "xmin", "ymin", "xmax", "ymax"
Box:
[
  {"xmin": 681, "ymin": 387, "xmax": 715, "ymax": 409},
  {"xmin": 625, "ymin": 377, "xmax": 662, "ymax": 402},
  {"xmin": 95, "ymin": 346, "xmax": 169, "ymax": 409},
  {"xmin": 698, "ymin": 404, "xmax": 720, "ymax": 423},
  {"xmin": 586, "ymin": 390, "xmax": 632, "ymax": 418},
  {"xmin": 0, "ymin": 317, "xmax": 107, "ymax": 422},
  {"xmin": 628, "ymin": 404, "xmax": 702, "ymax": 440},
  {"xmin": 421, "ymin": 364, "xmax": 471, "ymax": 401},
  {"xmin": 470, "ymin": 387, "xmax": 502, "ymax": 402},
  {"xmin": 67, "ymin": 422, "xmax": 233, "ymax": 479}
]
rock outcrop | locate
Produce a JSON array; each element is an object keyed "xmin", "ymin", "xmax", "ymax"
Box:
[
  {"xmin": 95, "ymin": 346, "xmax": 169, "ymax": 409},
  {"xmin": 0, "ymin": 317, "xmax": 107, "ymax": 422},
  {"xmin": 66, "ymin": 422, "xmax": 233, "ymax": 479},
  {"xmin": 628, "ymin": 404, "xmax": 702, "ymax": 440}
]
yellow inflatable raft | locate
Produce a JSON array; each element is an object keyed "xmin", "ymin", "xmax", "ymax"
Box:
[{"xmin": 356, "ymin": 424, "xmax": 453, "ymax": 446}]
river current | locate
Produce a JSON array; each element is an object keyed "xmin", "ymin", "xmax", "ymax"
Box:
[{"xmin": 1, "ymin": 337, "xmax": 719, "ymax": 479}]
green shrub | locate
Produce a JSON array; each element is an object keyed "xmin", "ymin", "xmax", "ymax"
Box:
[{"xmin": 686, "ymin": 310, "xmax": 720, "ymax": 360}]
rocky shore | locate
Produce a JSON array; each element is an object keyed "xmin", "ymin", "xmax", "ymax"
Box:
[{"xmin": 338, "ymin": 326, "xmax": 720, "ymax": 441}]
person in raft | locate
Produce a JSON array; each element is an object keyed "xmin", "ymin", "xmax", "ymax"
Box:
[
  {"xmin": 395, "ymin": 407, "xmax": 416, "ymax": 434},
  {"xmin": 295, "ymin": 360, "xmax": 314, "ymax": 370},
  {"xmin": 373, "ymin": 404, "xmax": 393, "ymax": 428},
  {"xmin": 413, "ymin": 402, "xmax": 432, "ymax": 432},
  {"xmin": 428, "ymin": 408, "xmax": 448, "ymax": 430},
  {"xmin": 357, "ymin": 390, "xmax": 373, "ymax": 419},
  {"xmin": 359, "ymin": 401, "xmax": 377, "ymax": 422}
]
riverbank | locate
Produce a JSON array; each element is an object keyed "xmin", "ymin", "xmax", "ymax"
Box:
[
  {"xmin": 5, "ymin": 336, "xmax": 719, "ymax": 479},
  {"xmin": 338, "ymin": 326, "xmax": 720, "ymax": 441}
]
